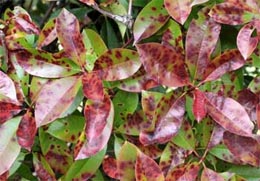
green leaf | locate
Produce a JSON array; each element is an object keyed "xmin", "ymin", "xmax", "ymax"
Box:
[{"xmin": 228, "ymin": 165, "xmax": 260, "ymax": 181}]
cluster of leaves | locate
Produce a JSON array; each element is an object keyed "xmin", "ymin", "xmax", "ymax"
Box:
[{"xmin": 0, "ymin": 0, "xmax": 260, "ymax": 180}]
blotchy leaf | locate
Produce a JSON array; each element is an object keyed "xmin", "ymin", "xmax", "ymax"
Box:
[
  {"xmin": 94, "ymin": 48, "xmax": 141, "ymax": 81},
  {"xmin": 102, "ymin": 156, "xmax": 119, "ymax": 179},
  {"xmin": 82, "ymin": 72, "xmax": 104, "ymax": 100},
  {"xmin": 165, "ymin": 0, "xmax": 209, "ymax": 25},
  {"xmin": 56, "ymin": 9, "xmax": 86, "ymax": 67},
  {"xmin": 0, "ymin": 117, "xmax": 21, "ymax": 175},
  {"xmin": 79, "ymin": 0, "xmax": 95, "ymax": 5},
  {"xmin": 0, "ymin": 102, "xmax": 22, "ymax": 124},
  {"xmin": 207, "ymin": 124, "xmax": 225, "ymax": 149},
  {"xmin": 248, "ymin": 76, "xmax": 260, "ymax": 94},
  {"xmin": 16, "ymin": 110, "xmax": 36, "ymax": 151},
  {"xmin": 224, "ymin": 132, "xmax": 260, "ymax": 166},
  {"xmin": 140, "ymin": 95, "xmax": 185, "ymax": 145},
  {"xmin": 136, "ymin": 43, "xmax": 189, "ymax": 87},
  {"xmin": 205, "ymin": 92, "xmax": 254, "ymax": 137},
  {"xmin": 186, "ymin": 9, "xmax": 221, "ymax": 80},
  {"xmin": 16, "ymin": 49, "xmax": 81, "ymax": 78},
  {"xmin": 35, "ymin": 76, "xmax": 82, "ymax": 127},
  {"xmin": 203, "ymin": 49, "xmax": 245, "ymax": 82},
  {"xmin": 192, "ymin": 89, "xmax": 207, "ymax": 122},
  {"xmin": 237, "ymin": 22, "xmax": 259, "ymax": 60},
  {"xmin": 165, "ymin": 162, "xmax": 200, "ymax": 181},
  {"xmin": 133, "ymin": 0, "xmax": 169, "ymax": 44},
  {"xmin": 257, "ymin": 104, "xmax": 260, "ymax": 129},
  {"xmin": 33, "ymin": 154, "xmax": 56, "ymax": 181},
  {"xmin": 201, "ymin": 168, "xmax": 225, "ymax": 181},
  {"xmin": 76, "ymin": 94, "xmax": 114, "ymax": 159},
  {"xmin": 135, "ymin": 151, "xmax": 164, "ymax": 181},
  {"xmin": 37, "ymin": 18, "xmax": 57, "ymax": 48},
  {"xmin": 0, "ymin": 71, "xmax": 18, "ymax": 104}
]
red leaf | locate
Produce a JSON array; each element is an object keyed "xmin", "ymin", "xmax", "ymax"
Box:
[
  {"xmin": 37, "ymin": 18, "xmax": 57, "ymax": 48},
  {"xmin": 0, "ymin": 102, "xmax": 22, "ymax": 124},
  {"xmin": 192, "ymin": 89, "xmax": 207, "ymax": 122},
  {"xmin": 223, "ymin": 132, "xmax": 260, "ymax": 166},
  {"xmin": 102, "ymin": 156, "xmax": 119, "ymax": 179},
  {"xmin": 205, "ymin": 92, "xmax": 254, "ymax": 137},
  {"xmin": 136, "ymin": 43, "xmax": 189, "ymax": 87},
  {"xmin": 16, "ymin": 110, "xmax": 37, "ymax": 151},
  {"xmin": 185, "ymin": 10, "xmax": 221, "ymax": 80},
  {"xmin": 237, "ymin": 22, "xmax": 259, "ymax": 60},
  {"xmin": 201, "ymin": 168, "xmax": 224, "ymax": 181},
  {"xmin": 257, "ymin": 104, "xmax": 260, "ymax": 129},
  {"xmin": 0, "ymin": 171, "xmax": 8, "ymax": 181},
  {"xmin": 79, "ymin": 0, "xmax": 95, "ymax": 5},
  {"xmin": 82, "ymin": 72, "xmax": 104, "ymax": 100},
  {"xmin": 207, "ymin": 124, "xmax": 225, "ymax": 149},
  {"xmin": 76, "ymin": 94, "xmax": 114, "ymax": 159},
  {"xmin": 140, "ymin": 95, "xmax": 185, "ymax": 145},
  {"xmin": 203, "ymin": 49, "xmax": 245, "ymax": 82},
  {"xmin": 33, "ymin": 154, "xmax": 56, "ymax": 181},
  {"xmin": 135, "ymin": 152, "xmax": 164, "ymax": 181},
  {"xmin": 56, "ymin": 9, "xmax": 86, "ymax": 67}
]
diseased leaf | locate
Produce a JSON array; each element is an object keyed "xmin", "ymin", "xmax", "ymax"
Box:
[
  {"xmin": 205, "ymin": 92, "xmax": 254, "ymax": 137},
  {"xmin": 207, "ymin": 124, "xmax": 225, "ymax": 149},
  {"xmin": 224, "ymin": 132, "xmax": 260, "ymax": 167},
  {"xmin": 79, "ymin": 0, "xmax": 95, "ymax": 5},
  {"xmin": 140, "ymin": 95, "xmax": 185, "ymax": 145},
  {"xmin": 135, "ymin": 151, "xmax": 164, "ymax": 181},
  {"xmin": 0, "ymin": 102, "xmax": 22, "ymax": 124},
  {"xmin": 94, "ymin": 48, "xmax": 141, "ymax": 81},
  {"xmin": 133, "ymin": 0, "xmax": 169, "ymax": 43},
  {"xmin": 76, "ymin": 94, "xmax": 114, "ymax": 159},
  {"xmin": 15, "ymin": 49, "xmax": 81, "ymax": 78},
  {"xmin": 192, "ymin": 89, "xmax": 207, "ymax": 122},
  {"xmin": 203, "ymin": 49, "xmax": 246, "ymax": 82},
  {"xmin": 257, "ymin": 104, "xmax": 260, "ymax": 130},
  {"xmin": 248, "ymin": 76, "xmax": 260, "ymax": 94},
  {"xmin": 102, "ymin": 156, "xmax": 119, "ymax": 179},
  {"xmin": 164, "ymin": 0, "xmax": 209, "ymax": 25},
  {"xmin": 16, "ymin": 110, "xmax": 36, "ymax": 151},
  {"xmin": 136, "ymin": 43, "xmax": 189, "ymax": 87},
  {"xmin": 35, "ymin": 76, "xmax": 82, "ymax": 127},
  {"xmin": 0, "ymin": 71, "xmax": 19, "ymax": 104},
  {"xmin": 29, "ymin": 77, "xmax": 48, "ymax": 104},
  {"xmin": 195, "ymin": 117, "xmax": 214, "ymax": 148},
  {"xmin": 185, "ymin": 9, "xmax": 221, "ymax": 80},
  {"xmin": 201, "ymin": 168, "xmax": 225, "ymax": 181},
  {"xmin": 0, "ymin": 117, "xmax": 21, "ymax": 175},
  {"xmin": 82, "ymin": 72, "xmax": 104, "ymax": 100},
  {"xmin": 37, "ymin": 18, "xmax": 57, "ymax": 48},
  {"xmin": 33, "ymin": 154, "xmax": 56, "ymax": 181},
  {"xmin": 56, "ymin": 9, "xmax": 86, "ymax": 67},
  {"xmin": 237, "ymin": 22, "xmax": 259, "ymax": 60}
]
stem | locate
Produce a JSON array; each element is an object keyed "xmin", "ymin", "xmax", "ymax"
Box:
[{"xmin": 199, "ymin": 148, "xmax": 209, "ymax": 164}]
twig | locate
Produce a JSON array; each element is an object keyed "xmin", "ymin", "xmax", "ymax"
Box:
[
  {"xmin": 0, "ymin": 30, "xmax": 8, "ymax": 65},
  {"xmin": 39, "ymin": 1, "xmax": 56, "ymax": 28}
]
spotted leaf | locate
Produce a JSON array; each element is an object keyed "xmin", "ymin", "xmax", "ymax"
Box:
[
  {"xmin": 203, "ymin": 49, "xmax": 246, "ymax": 82},
  {"xmin": 135, "ymin": 151, "xmax": 164, "ymax": 181},
  {"xmin": 35, "ymin": 76, "xmax": 82, "ymax": 127},
  {"xmin": 205, "ymin": 92, "xmax": 254, "ymax": 137},
  {"xmin": 94, "ymin": 48, "xmax": 141, "ymax": 81},
  {"xmin": 33, "ymin": 154, "xmax": 56, "ymax": 181},
  {"xmin": 76, "ymin": 94, "xmax": 114, "ymax": 159},
  {"xmin": 257, "ymin": 104, "xmax": 260, "ymax": 129},
  {"xmin": 248, "ymin": 76, "xmax": 260, "ymax": 94},
  {"xmin": 224, "ymin": 132, "xmax": 260, "ymax": 167},
  {"xmin": 192, "ymin": 89, "xmax": 207, "ymax": 122},
  {"xmin": 102, "ymin": 156, "xmax": 119, "ymax": 179},
  {"xmin": 133, "ymin": 0, "xmax": 169, "ymax": 44},
  {"xmin": 0, "ymin": 71, "xmax": 19, "ymax": 104},
  {"xmin": 82, "ymin": 72, "xmax": 104, "ymax": 100},
  {"xmin": 201, "ymin": 168, "xmax": 225, "ymax": 181},
  {"xmin": 15, "ymin": 49, "xmax": 81, "ymax": 78},
  {"xmin": 186, "ymin": 8, "xmax": 221, "ymax": 80},
  {"xmin": 0, "ymin": 102, "xmax": 22, "ymax": 124},
  {"xmin": 37, "ymin": 18, "xmax": 57, "ymax": 48},
  {"xmin": 16, "ymin": 110, "xmax": 36, "ymax": 151},
  {"xmin": 164, "ymin": 0, "xmax": 209, "ymax": 25},
  {"xmin": 136, "ymin": 43, "xmax": 189, "ymax": 87},
  {"xmin": 56, "ymin": 9, "xmax": 86, "ymax": 67},
  {"xmin": 140, "ymin": 95, "xmax": 185, "ymax": 145},
  {"xmin": 207, "ymin": 124, "xmax": 225, "ymax": 149}
]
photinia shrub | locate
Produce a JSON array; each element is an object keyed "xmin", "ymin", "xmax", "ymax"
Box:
[{"xmin": 0, "ymin": 0, "xmax": 260, "ymax": 180}]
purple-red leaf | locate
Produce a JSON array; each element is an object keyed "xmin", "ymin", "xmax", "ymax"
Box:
[
  {"xmin": 185, "ymin": 9, "xmax": 221, "ymax": 80},
  {"xmin": 140, "ymin": 95, "xmax": 185, "ymax": 145},
  {"xmin": 257, "ymin": 104, "xmax": 260, "ymax": 129},
  {"xmin": 76, "ymin": 94, "xmax": 114, "ymax": 159},
  {"xmin": 56, "ymin": 9, "xmax": 86, "ymax": 67},
  {"xmin": 203, "ymin": 49, "xmax": 246, "ymax": 82},
  {"xmin": 102, "ymin": 156, "xmax": 119, "ymax": 179},
  {"xmin": 207, "ymin": 124, "xmax": 225, "ymax": 149},
  {"xmin": 164, "ymin": 0, "xmax": 209, "ymax": 25},
  {"xmin": 37, "ymin": 18, "xmax": 57, "ymax": 48},
  {"xmin": 79, "ymin": 0, "xmax": 95, "ymax": 5},
  {"xmin": 205, "ymin": 92, "xmax": 254, "ymax": 137},
  {"xmin": 237, "ymin": 22, "xmax": 259, "ymax": 60},
  {"xmin": 94, "ymin": 49, "xmax": 141, "ymax": 81},
  {"xmin": 224, "ymin": 132, "xmax": 260, "ymax": 166},
  {"xmin": 0, "ymin": 102, "xmax": 22, "ymax": 124},
  {"xmin": 16, "ymin": 110, "xmax": 36, "ymax": 151},
  {"xmin": 135, "ymin": 151, "xmax": 164, "ymax": 181},
  {"xmin": 136, "ymin": 43, "xmax": 189, "ymax": 87},
  {"xmin": 201, "ymin": 168, "xmax": 224, "ymax": 181},
  {"xmin": 82, "ymin": 72, "xmax": 104, "ymax": 100},
  {"xmin": 35, "ymin": 76, "xmax": 81, "ymax": 127},
  {"xmin": 192, "ymin": 89, "xmax": 207, "ymax": 122}
]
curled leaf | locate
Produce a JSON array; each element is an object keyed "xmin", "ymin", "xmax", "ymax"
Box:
[{"xmin": 192, "ymin": 89, "xmax": 207, "ymax": 122}]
